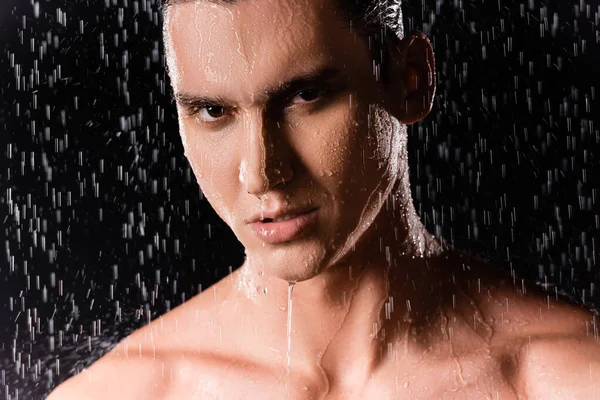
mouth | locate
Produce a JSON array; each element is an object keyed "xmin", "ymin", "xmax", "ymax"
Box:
[
  {"xmin": 250, "ymin": 208, "xmax": 319, "ymax": 244},
  {"xmin": 261, "ymin": 212, "xmax": 309, "ymax": 223}
]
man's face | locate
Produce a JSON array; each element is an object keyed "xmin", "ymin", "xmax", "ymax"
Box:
[{"xmin": 164, "ymin": 0, "xmax": 407, "ymax": 282}]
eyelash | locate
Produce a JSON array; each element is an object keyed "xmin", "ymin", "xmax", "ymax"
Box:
[{"xmin": 188, "ymin": 87, "xmax": 330, "ymax": 124}]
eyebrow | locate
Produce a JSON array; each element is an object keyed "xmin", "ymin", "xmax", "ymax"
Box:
[{"xmin": 174, "ymin": 66, "xmax": 343, "ymax": 109}]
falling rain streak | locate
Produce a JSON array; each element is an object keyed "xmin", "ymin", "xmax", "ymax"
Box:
[{"xmin": 0, "ymin": 0, "xmax": 598, "ymax": 399}]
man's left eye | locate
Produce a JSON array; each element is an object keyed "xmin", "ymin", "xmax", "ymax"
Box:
[{"xmin": 291, "ymin": 88, "xmax": 324, "ymax": 104}]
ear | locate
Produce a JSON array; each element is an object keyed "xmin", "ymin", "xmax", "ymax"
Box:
[{"xmin": 385, "ymin": 31, "xmax": 436, "ymax": 125}]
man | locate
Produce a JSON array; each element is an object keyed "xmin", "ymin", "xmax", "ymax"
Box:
[{"xmin": 48, "ymin": 0, "xmax": 600, "ymax": 398}]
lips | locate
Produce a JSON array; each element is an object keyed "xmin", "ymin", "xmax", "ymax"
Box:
[
  {"xmin": 246, "ymin": 206, "xmax": 318, "ymax": 224},
  {"xmin": 249, "ymin": 208, "xmax": 319, "ymax": 244},
  {"xmin": 262, "ymin": 213, "xmax": 302, "ymax": 223}
]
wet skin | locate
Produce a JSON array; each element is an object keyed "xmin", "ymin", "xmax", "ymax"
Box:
[
  {"xmin": 47, "ymin": 0, "xmax": 600, "ymax": 398},
  {"xmin": 47, "ymin": 251, "xmax": 600, "ymax": 399}
]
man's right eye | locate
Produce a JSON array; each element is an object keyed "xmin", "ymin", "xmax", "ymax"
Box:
[{"xmin": 195, "ymin": 105, "xmax": 226, "ymax": 122}]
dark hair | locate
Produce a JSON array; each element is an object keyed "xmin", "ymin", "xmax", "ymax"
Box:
[
  {"xmin": 161, "ymin": 0, "xmax": 403, "ymax": 82},
  {"xmin": 335, "ymin": 0, "xmax": 404, "ymax": 83},
  {"xmin": 161, "ymin": 0, "xmax": 404, "ymax": 39}
]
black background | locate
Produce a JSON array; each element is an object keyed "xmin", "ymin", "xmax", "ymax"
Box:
[{"xmin": 1, "ymin": 0, "xmax": 599, "ymax": 398}]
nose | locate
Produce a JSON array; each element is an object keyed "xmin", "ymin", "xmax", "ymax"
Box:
[{"xmin": 239, "ymin": 110, "xmax": 294, "ymax": 196}]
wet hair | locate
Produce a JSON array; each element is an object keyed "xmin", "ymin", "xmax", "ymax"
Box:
[
  {"xmin": 161, "ymin": 0, "xmax": 403, "ymax": 82},
  {"xmin": 161, "ymin": 0, "xmax": 403, "ymax": 40}
]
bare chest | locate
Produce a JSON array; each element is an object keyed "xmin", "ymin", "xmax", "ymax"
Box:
[{"xmin": 158, "ymin": 348, "xmax": 525, "ymax": 400}]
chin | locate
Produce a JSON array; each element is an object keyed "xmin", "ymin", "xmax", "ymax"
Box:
[
  {"xmin": 269, "ymin": 269, "xmax": 318, "ymax": 284},
  {"xmin": 250, "ymin": 242, "xmax": 329, "ymax": 283}
]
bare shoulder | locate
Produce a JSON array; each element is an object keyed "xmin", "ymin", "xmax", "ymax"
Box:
[
  {"xmin": 517, "ymin": 307, "xmax": 600, "ymax": 399},
  {"xmin": 509, "ymin": 282, "xmax": 600, "ymax": 399},
  {"xmin": 448, "ymin": 253, "xmax": 600, "ymax": 398},
  {"xmin": 47, "ymin": 274, "xmax": 238, "ymax": 400},
  {"xmin": 491, "ymin": 282, "xmax": 600, "ymax": 399},
  {"xmin": 450, "ymin": 251, "xmax": 596, "ymax": 337},
  {"xmin": 487, "ymin": 273, "xmax": 600, "ymax": 398},
  {"xmin": 45, "ymin": 354, "xmax": 170, "ymax": 400},
  {"xmin": 45, "ymin": 347, "xmax": 247, "ymax": 400}
]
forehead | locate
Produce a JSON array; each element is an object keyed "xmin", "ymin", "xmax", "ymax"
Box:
[{"xmin": 164, "ymin": 0, "xmax": 362, "ymax": 98}]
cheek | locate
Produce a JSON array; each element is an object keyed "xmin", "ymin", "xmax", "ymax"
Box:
[
  {"xmin": 179, "ymin": 119, "xmax": 204, "ymax": 179},
  {"xmin": 180, "ymin": 117, "xmax": 230, "ymax": 177},
  {"xmin": 297, "ymin": 99, "xmax": 398, "ymax": 204},
  {"xmin": 179, "ymin": 120, "xmax": 238, "ymax": 214},
  {"xmin": 292, "ymin": 98, "xmax": 364, "ymax": 181}
]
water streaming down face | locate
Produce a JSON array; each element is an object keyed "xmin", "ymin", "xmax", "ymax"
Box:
[
  {"xmin": 0, "ymin": 0, "xmax": 599, "ymax": 398},
  {"xmin": 163, "ymin": 0, "xmax": 444, "ymax": 286}
]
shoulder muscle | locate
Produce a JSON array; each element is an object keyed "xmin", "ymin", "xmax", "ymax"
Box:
[
  {"xmin": 521, "ymin": 334, "xmax": 600, "ymax": 400},
  {"xmin": 46, "ymin": 355, "xmax": 169, "ymax": 400}
]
